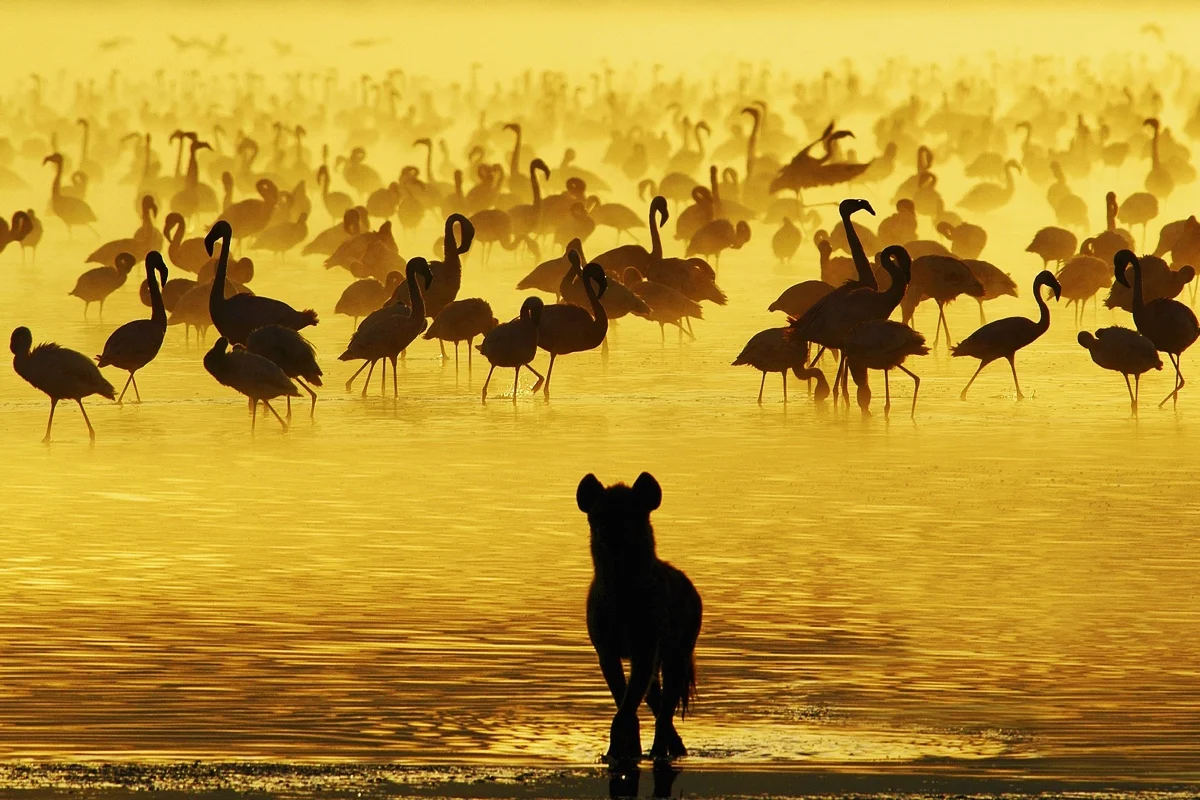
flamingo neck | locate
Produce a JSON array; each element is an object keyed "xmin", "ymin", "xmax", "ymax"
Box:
[
  {"xmin": 842, "ymin": 210, "xmax": 875, "ymax": 290},
  {"xmin": 1033, "ymin": 279, "xmax": 1052, "ymax": 333},
  {"xmin": 649, "ymin": 207, "xmax": 662, "ymax": 259},
  {"xmin": 148, "ymin": 266, "xmax": 166, "ymax": 325}
]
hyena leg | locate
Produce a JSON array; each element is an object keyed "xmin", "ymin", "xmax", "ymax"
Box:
[{"xmin": 650, "ymin": 654, "xmax": 689, "ymax": 760}]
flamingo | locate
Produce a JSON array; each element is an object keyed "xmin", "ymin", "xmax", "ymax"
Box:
[
  {"xmin": 95, "ymin": 252, "xmax": 168, "ymax": 403},
  {"xmin": 953, "ymin": 271, "xmax": 1062, "ymax": 400},
  {"xmin": 246, "ymin": 325, "xmax": 323, "ymax": 419},
  {"xmin": 843, "ymin": 320, "xmax": 929, "ymax": 418},
  {"xmin": 423, "ymin": 298, "xmax": 499, "ymax": 369},
  {"xmin": 205, "ymin": 221, "xmax": 318, "ymax": 345},
  {"xmin": 732, "ymin": 327, "xmax": 829, "ymax": 403},
  {"xmin": 1113, "ymin": 250, "xmax": 1200, "ymax": 407},
  {"xmin": 537, "ymin": 252, "xmax": 608, "ymax": 398},
  {"xmin": 478, "ymin": 297, "xmax": 546, "ymax": 403},
  {"xmin": 338, "ymin": 258, "xmax": 433, "ymax": 398},
  {"xmin": 203, "ymin": 337, "xmax": 299, "ymax": 432},
  {"xmin": 43, "ymin": 153, "xmax": 97, "ymax": 237},
  {"xmin": 1077, "ymin": 327, "xmax": 1162, "ymax": 414},
  {"xmin": 70, "ymin": 252, "xmax": 136, "ymax": 319},
  {"xmin": 11, "ymin": 326, "xmax": 115, "ymax": 442}
]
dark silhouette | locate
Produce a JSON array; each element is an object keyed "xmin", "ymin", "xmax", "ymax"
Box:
[
  {"xmin": 205, "ymin": 220, "xmax": 318, "ymax": 345},
  {"xmin": 423, "ymin": 298, "xmax": 498, "ymax": 369},
  {"xmin": 246, "ymin": 326, "xmax": 323, "ymax": 419},
  {"xmin": 1078, "ymin": 327, "xmax": 1163, "ymax": 414},
  {"xmin": 577, "ymin": 472, "xmax": 702, "ymax": 763},
  {"xmin": 203, "ymin": 337, "xmax": 299, "ymax": 432},
  {"xmin": 1114, "ymin": 250, "xmax": 1199, "ymax": 407},
  {"xmin": 732, "ymin": 328, "xmax": 829, "ymax": 403},
  {"xmin": 537, "ymin": 251, "xmax": 608, "ymax": 398},
  {"xmin": 338, "ymin": 258, "xmax": 433, "ymax": 398},
  {"xmin": 95, "ymin": 252, "xmax": 168, "ymax": 403},
  {"xmin": 954, "ymin": 270, "xmax": 1062, "ymax": 400},
  {"xmin": 844, "ymin": 319, "xmax": 929, "ymax": 418},
  {"xmin": 70, "ymin": 252, "xmax": 136, "ymax": 319},
  {"xmin": 478, "ymin": 296, "xmax": 545, "ymax": 402},
  {"xmin": 12, "ymin": 326, "xmax": 115, "ymax": 442}
]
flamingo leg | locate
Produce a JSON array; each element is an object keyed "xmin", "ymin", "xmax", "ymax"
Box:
[
  {"xmin": 296, "ymin": 377, "xmax": 318, "ymax": 418},
  {"xmin": 76, "ymin": 400, "xmax": 96, "ymax": 441},
  {"xmin": 543, "ymin": 353, "xmax": 556, "ymax": 398},
  {"xmin": 1123, "ymin": 373, "xmax": 1135, "ymax": 414},
  {"xmin": 960, "ymin": 360, "xmax": 988, "ymax": 400},
  {"xmin": 42, "ymin": 399, "xmax": 58, "ymax": 443},
  {"xmin": 391, "ymin": 355, "xmax": 399, "ymax": 398},
  {"xmin": 883, "ymin": 368, "xmax": 891, "ymax": 416},
  {"xmin": 783, "ymin": 370, "xmax": 788, "ymax": 403},
  {"xmin": 439, "ymin": 340, "xmax": 447, "ymax": 359},
  {"xmin": 262, "ymin": 400, "xmax": 289, "ymax": 431},
  {"xmin": 454, "ymin": 341, "xmax": 460, "ymax": 371},
  {"xmin": 130, "ymin": 373, "xmax": 141, "ymax": 402},
  {"xmin": 251, "ymin": 399, "xmax": 258, "ymax": 431},
  {"xmin": 898, "ymin": 364, "xmax": 921, "ymax": 417},
  {"xmin": 659, "ymin": 322, "xmax": 665, "ymax": 345},
  {"xmin": 362, "ymin": 360, "xmax": 378, "ymax": 397},
  {"xmin": 757, "ymin": 371, "xmax": 766, "ymax": 404},
  {"xmin": 977, "ymin": 299, "xmax": 985, "ymax": 325},
  {"xmin": 116, "ymin": 373, "xmax": 135, "ymax": 404},
  {"xmin": 1159, "ymin": 353, "xmax": 1184, "ymax": 408},
  {"xmin": 482, "ymin": 365, "xmax": 496, "ymax": 403},
  {"xmin": 525, "ymin": 362, "xmax": 545, "ymax": 393},
  {"xmin": 808, "ymin": 346, "xmax": 826, "ymax": 369},
  {"xmin": 285, "ymin": 395, "xmax": 292, "ymax": 420},
  {"xmin": 512, "ymin": 364, "xmax": 521, "ymax": 402},
  {"xmin": 1135, "ymin": 373, "xmax": 1142, "ymax": 412},
  {"xmin": 345, "ymin": 360, "xmax": 370, "ymax": 392},
  {"xmin": 1007, "ymin": 354, "xmax": 1024, "ymax": 400}
]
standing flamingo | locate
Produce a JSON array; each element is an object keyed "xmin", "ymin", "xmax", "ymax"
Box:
[
  {"xmin": 1077, "ymin": 327, "xmax": 1163, "ymax": 414},
  {"xmin": 11, "ymin": 326, "xmax": 115, "ymax": 442},
  {"xmin": 205, "ymin": 220, "xmax": 318, "ymax": 344},
  {"xmin": 95, "ymin": 252, "xmax": 168, "ymax": 403},
  {"xmin": 537, "ymin": 252, "xmax": 608, "ymax": 398},
  {"xmin": 953, "ymin": 271, "xmax": 1062, "ymax": 400},
  {"xmin": 1113, "ymin": 250, "xmax": 1199, "ymax": 407},
  {"xmin": 203, "ymin": 337, "xmax": 299, "ymax": 432},
  {"xmin": 478, "ymin": 297, "xmax": 545, "ymax": 403}
]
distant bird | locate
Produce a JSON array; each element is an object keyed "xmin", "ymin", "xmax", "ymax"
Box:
[
  {"xmin": 43, "ymin": 153, "xmax": 97, "ymax": 236},
  {"xmin": 732, "ymin": 327, "xmax": 829, "ymax": 403},
  {"xmin": 772, "ymin": 217, "xmax": 802, "ymax": 262},
  {"xmin": 843, "ymin": 320, "xmax": 929, "ymax": 417},
  {"xmin": 95, "ymin": 252, "xmax": 168, "ymax": 403},
  {"xmin": 1118, "ymin": 192, "xmax": 1159, "ymax": 247},
  {"xmin": 424, "ymin": 298, "xmax": 498, "ymax": 369},
  {"xmin": 206, "ymin": 221, "xmax": 318, "ymax": 344},
  {"xmin": 1025, "ymin": 226, "xmax": 1077, "ymax": 268},
  {"xmin": 963, "ymin": 259, "xmax": 1019, "ymax": 324},
  {"xmin": 1057, "ymin": 253, "xmax": 1112, "ymax": 325},
  {"xmin": 11, "ymin": 326, "xmax": 115, "ymax": 442},
  {"xmin": 538, "ymin": 252, "xmax": 609, "ymax": 398},
  {"xmin": 69, "ymin": 252, "xmax": 136, "ymax": 318},
  {"xmin": 901, "ymin": 255, "xmax": 984, "ymax": 347},
  {"xmin": 958, "ymin": 159, "xmax": 1020, "ymax": 213},
  {"xmin": 768, "ymin": 279, "xmax": 834, "ymax": 320},
  {"xmin": 1077, "ymin": 327, "xmax": 1163, "ymax": 414},
  {"xmin": 1104, "ymin": 255, "xmax": 1194, "ymax": 312},
  {"xmin": 936, "ymin": 219, "xmax": 987, "ymax": 260},
  {"xmin": 1114, "ymin": 250, "xmax": 1199, "ymax": 407},
  {"xmin": 624, "ymin": 267, "xmax": 704, "ymax": 343},
  {"xmin": 478, "ymin": 296, "xmax": 545, "ymax": 402},
  {"xmin": 247, "ymin": 326, "xmax": 322, "ymax": 418},
  {"xmin": 203, "ymin": 337, "xmax": 299, "ymax": 432},
  {"xmin": 163, "ymin": 211, "xmax": 212, "ymax": 272},
  {"xmin": 252, "ymin": 211, "xmax": 308, "ymax": 256},
  {"xmin": 685, "ymin": 218, "xmax": 751, "ymax": 267},
  {"xmin": 338, "ymin": 258, "xmax": 433, "ymax": 398},
  {"xmin": 335, "ymin": 270, "xmax": 403, "ymax": 329},
  {"xmin": 953, "ymin": 270, "xmax": 1062, "ymax": 400}
]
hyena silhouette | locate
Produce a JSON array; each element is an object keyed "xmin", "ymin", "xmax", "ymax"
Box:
[{"xmin": 577, "ymin": 472, "xmax": 703, "ymax": 762}]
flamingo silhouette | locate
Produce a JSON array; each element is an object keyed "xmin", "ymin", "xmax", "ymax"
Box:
[
  {"xmin": 96, "ymin": 252, "xmax": 168, "ymax": 403},
  {"xmin": 12, "ymin": 326, "xmax": 115, "ymax": 442}
]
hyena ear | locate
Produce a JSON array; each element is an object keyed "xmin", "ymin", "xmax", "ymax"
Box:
[
  {"xmin": 577, "ymin": 473, "xmax": 604, "ymax": 513},
  {"xmin": 632, "ymin": 472, "xmax": 662, "ymax": 511}
]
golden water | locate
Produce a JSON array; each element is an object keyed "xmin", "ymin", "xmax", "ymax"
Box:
[{"xmin": 0, "ymin": 1, "xmax": 1198, "ymax": 790}]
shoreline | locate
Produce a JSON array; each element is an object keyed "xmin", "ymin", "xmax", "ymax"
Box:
[{"xmin": 0, "ymin": 760, "xmax": 1198, "ymax": 798}]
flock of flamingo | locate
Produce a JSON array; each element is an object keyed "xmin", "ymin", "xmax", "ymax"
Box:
[{"xmin": 5, "ymin": 51, "xmax": 1200, "ymax": 441}]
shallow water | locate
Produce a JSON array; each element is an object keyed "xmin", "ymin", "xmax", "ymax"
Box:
[{"xmin": 2, "ymin": 4, "xmax": 1200, "ymax": 795}]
